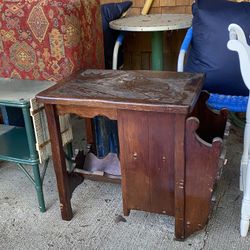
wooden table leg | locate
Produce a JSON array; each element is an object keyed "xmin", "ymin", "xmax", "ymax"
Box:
[{"xmin": 44, "ymin": 104, "xmax": 73, "ymax": 220}]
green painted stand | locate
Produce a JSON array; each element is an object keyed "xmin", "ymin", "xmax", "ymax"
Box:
[
  {"xmin": 0, "ymin": 78, "xmax": 55, "ymax": 212},
  {"xmin": 0, "ymin": 100, "xmax": 48, "ymax": 212}
]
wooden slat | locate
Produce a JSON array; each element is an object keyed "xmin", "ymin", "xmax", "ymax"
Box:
[
  {"xmin": 118, "ymin": 109, "xmax": 175, "ymax": 216},
  {"xmin": 148, "ymin": 111, "xmax": 175, "ymax": 215},
  {"xmin": 118, "ymin": 109, "xmax": 150, "ymax": 215},
  {"xmin": 174, "ymin": 114, "xmax": 186, "ymax": 240}
]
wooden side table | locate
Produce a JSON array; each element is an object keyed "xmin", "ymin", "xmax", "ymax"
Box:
[{"xmin": 36, "ymin": 70, "xmax": 228, "ymax": 239}]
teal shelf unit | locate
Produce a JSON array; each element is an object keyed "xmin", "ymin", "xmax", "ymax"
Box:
[
  {"xmin": 0, "ymin": 78, "xmax": 54, "ymax": 212},
  {"xmin": 0, "ymin": 99, "xmax": 47, "ymax": 212},
  {"xmin": 0, "ymin": 126, "xmax": 39, "ymax": 165}
]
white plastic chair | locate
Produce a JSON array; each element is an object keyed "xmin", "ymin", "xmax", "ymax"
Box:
[{"xmin": 227, "ymin": 23, "xmax": 250, "ymax": 237}]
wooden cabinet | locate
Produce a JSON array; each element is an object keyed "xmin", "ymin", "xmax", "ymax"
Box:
[{"xmin": 36, "ymin": 70, "xmax": 228, "ymax": 240}]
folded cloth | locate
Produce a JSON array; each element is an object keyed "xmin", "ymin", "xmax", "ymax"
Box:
[{"xmin": 83, "ymin": 152, "xmax": 121, "ymax": 176}]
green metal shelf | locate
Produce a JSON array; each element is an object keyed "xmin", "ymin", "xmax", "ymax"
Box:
[
  {"xmin": 0, "ymin": 77, "xmax": 55, "ymax": 213},
  {"xmin": 0, "ymin": 125, "xmax": 39, "ymax": 165}
]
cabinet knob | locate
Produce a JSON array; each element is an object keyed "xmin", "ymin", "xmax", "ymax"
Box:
[{"xmin": 133, "ymin": 152, "xmax": 138, "ymax": 159}]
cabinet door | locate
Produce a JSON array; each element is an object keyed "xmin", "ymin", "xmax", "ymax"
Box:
[{"xmin": 118, "ymin": 110, "xmax": 175, "ymax": 215}]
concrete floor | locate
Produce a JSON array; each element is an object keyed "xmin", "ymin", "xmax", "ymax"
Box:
[{"xmin": 1, "ymin": 120, "xmax": 250, "ymax": 249}]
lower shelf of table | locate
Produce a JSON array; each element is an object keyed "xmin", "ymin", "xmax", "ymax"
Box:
[
  {"xmin": 0, "ymin": 124, "xmax": 38, "ymax": 165},
  {"xmin": 74, "ymin": 168, "xmax": 121, "ymax": 184}
]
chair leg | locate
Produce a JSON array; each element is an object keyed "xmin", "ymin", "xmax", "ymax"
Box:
[
  {"xmin": 241, "ymin": 216, "xmax": 250, "ymax": 237},
  {"xmin": 32, "ymin": 164, "xmax": 46, "ymax": 212},
  {"xmin": 240, "ymin": 100, "xmax": 250, "ymax": 236},
  {"xmin": 241, "ymin": 103, "xmax": 250, "ymax": 191},
  {"xmin": 240, "ymin": 160, "xmax": 247, "ymax": 191},
  {"xmin": 241, "ymin": 159, "xmax": 250, "ymax": 236},
  {"xmin": 240, "ymin": 124, "xmax": 250, "ymax": 191}
]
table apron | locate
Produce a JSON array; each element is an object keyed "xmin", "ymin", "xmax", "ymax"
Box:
[{"xmin": 56, "ymin": 104, "xmax": 118, "ymax": 120}]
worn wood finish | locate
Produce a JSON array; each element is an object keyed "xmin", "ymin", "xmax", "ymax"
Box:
[
  {"xmin": 184, "ymin": 94, "xmax": 229, "ymax": 238},
  {"xmin": 44, "ymin": 104, "xmax": 73, "ymax": 220},
  {"xmin": 57, "ymin": 105, "xmax": 117, "ymax": 120},
  {"xmin": 174, "ymin": 114, "xmax": 187, "ymax": 240},
  {"xmin": 118, "ymin": 110, "xmax": 175, "ymax": 216},
  {"xmin": 36, "ymin": 70, "xmax": 204, "ymax": 114},
  {"xmin": 149, "ymin": 111, "xmax": 175, "ymax": 214},
  {"xmin": 36, "ymin": 69, "xmax": 229, "ymax": 240}
]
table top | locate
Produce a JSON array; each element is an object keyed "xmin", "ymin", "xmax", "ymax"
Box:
[
  {"xmin": 0, "ymin": 78, "xmax": 54, "ymax": 106},
  {"xmin": 36, "ymin": 70, "xmax": 204, "ymax": 114},
  {"xmin": 109, "ymin": 14, "xmax": 192, "ymax": 32}
]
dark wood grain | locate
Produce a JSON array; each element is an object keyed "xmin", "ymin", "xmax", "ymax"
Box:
[
  {"xmin": 184, "ymin": 96, "xmax": 229, "ymax": 238},
  {"xmin": 44, "ymin": 104, "xmax": 73, "ymax": 220},
  {"xmin": 36, "ymin": 70, "xmax": 204, "ymax": 114},
  {"xmin": 148, "ymin": 111, "xmax": 175, "ymax": 215},
  {"xmin": 118, "ymin": 109, "xmax": 176, "ymax": 216},
  {"xmin": 118, "ymin": 110, "xmax": 149, "ymax": 215},
  {"xmin": 36, "ymin": 70, "xmax": 229, "ymax": 240},
  {"xmin": 174, "ymin": 114, "xmax": 186, "ymax": 240},
  {"xmin": 57, "ymin": 105, "xmax": 117, "ymax": 120}
]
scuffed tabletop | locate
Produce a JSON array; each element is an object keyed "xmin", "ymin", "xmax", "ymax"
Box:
[{"xmin": 36, "ymin": 70, "xmax": 204, "ymax": 114}]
